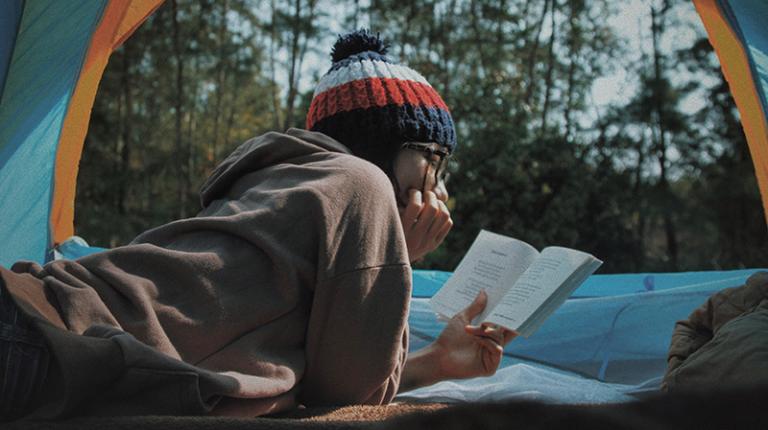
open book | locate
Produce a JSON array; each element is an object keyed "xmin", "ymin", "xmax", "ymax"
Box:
[{"xmin": 430, "ymin": 230, "xmax": 602, "ymax": 337}]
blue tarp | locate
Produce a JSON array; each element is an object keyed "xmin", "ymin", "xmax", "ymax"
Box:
[{"xmin": 402, "ymin": 268, "xmax": 764, "ymax": 403}]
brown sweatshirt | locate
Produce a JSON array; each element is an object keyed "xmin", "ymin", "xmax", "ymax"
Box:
[{"xmin": 4, "ymin": 128, "xmax": 411, "ymax": 418}]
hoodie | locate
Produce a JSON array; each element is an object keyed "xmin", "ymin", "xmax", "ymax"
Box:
[{"xmin": 3, "ymin": 128, "xmax": 412, "ymax": 418}]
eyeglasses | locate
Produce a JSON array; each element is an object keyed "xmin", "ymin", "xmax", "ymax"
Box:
[{"xmin": 401, "ymin": 142, "xmax": 452, "ymax": 189}]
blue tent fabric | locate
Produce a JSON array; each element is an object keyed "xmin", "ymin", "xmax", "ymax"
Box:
[
  {"xmin": 719, "ymin": 0, "xmax": 768, "ymax": 112},
  {"xmin": 53, "ymin": 236, "xmax": 106, "ymax": 260},
  {"xmin": 0, "ymin": 0, "xmax": 23, "ymax": 97},
  {"xmin": 401, "ymin": 268, "xmax": 765, "ymax": 403},
  {"xmin": 0, "ymin": 1, "xmax": 108, "ymax": 267}
]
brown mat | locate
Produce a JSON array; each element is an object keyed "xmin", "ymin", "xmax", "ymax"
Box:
[
  {"xmin": 8, "ymin": 385, "xmax": 768, "ymax": 430},
  {"xmin": 6, "ymin": 403, "xmax": 447, "ymax": 430},
  {"xmin": 274, "ymin": 402, "xmax": 449, "ymax": 422}
]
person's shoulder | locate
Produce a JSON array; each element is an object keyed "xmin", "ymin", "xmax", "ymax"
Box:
[
  {"xmin": 326, "ymin": 152, "xmax": 393, "ymax": 195},
  {"xmin": 309, "ymin": 153, "xmax": 399, "ymax": 229}
]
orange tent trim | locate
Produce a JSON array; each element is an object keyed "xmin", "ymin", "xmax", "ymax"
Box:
[
  {"xmin": 694, "ymin": 0, "xmax": 768, "ymax": 224},
  {"xmin": 51, "ymin": 0, "xmax": 163, "ymax": 244}
]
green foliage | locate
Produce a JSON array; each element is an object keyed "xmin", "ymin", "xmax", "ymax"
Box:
[
  {"xmin": 78, "ymin": 0, "xmax": 768, "ymax": 271},
  {"xmin": 78, "ymin": 0, "xmax": 274, "ymax": 247}
]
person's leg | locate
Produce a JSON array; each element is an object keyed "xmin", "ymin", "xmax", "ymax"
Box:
[{"xmin": 0, "ymin": 276, "xmax": 50, "ymax": 421}]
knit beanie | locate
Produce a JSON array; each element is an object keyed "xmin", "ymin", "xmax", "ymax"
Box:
[{"xmin": 306, "ymin": 30, "xmax": 457, "ymax": 169}]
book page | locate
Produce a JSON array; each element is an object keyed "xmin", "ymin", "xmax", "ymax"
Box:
[
  {"xmin": 516, "ymin": 257, "xmax": 603, "ymax": 336},
  {"xmin": 485, "ymin": 247, "xmax": 593, "ymax": 332},
  {"xmin": 430, "ymin": 230, "xmax": 539, "ymax": 323}
]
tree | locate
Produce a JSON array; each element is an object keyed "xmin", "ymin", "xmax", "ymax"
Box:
[
  {"xmin": 78, "ymin": 0, "xmax": 768, "ymax": 273},
  {"xmin": 79, "ymin": 0, "xmax": 273, "ymax": 246}
]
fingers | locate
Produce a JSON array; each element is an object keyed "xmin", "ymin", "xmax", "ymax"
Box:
[
  {"xmin": 400, "ymin": 189, "xmax": 452, "ymax": 262},
  {"xmin": 458, "ymin": 290, "xmax": 488, "ymax": 322},
  {"xmin": 475, "ymin": 337, "xmax": 503, "ymax": 375},
  {"xmin": 414, "ymin": 191, "xmax": 451, "ymax": 235},
  {"xmin": 401, "ymin": 190, "xmax": 447, "ymax": 235},
  {"xmin": 480, "ymin": 324, "xmax": 507, "ymax": 346},
  {"xmin": 430, "ymin": 200, "xmax": 453, "ymax": 244},
  {"xmin": 502, "ymin": 329, "xmax": 519, "ymax": 345},
  {"xmin": 463, "ymin": 322, "xmax": 506, "ymax": 376},
  {"xmin": 401, "ymin": 189, "xmax": 423, "ymax": 232},
  {"xmin": 412, "ymin": 191, "xmax": 439, "ymax": 238},
  {"xmin": 465, "ymin": 323, "xmax": 517, "ymax": 347}
]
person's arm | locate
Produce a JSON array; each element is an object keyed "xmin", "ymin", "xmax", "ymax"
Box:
[
  {"xmin": 399, "ymin": 290, "xmax": 517, "ymax": 393},
  {"xmin": 300, "ymin": 265, "xmax": 411, "ymax": 406},
  {"xmin": 398, "ymin": 343, "xmax": 444, "ymax": 392},
  {"xmin": 397, "ymin": 187, "xmax": 516, "ymax": 392}
]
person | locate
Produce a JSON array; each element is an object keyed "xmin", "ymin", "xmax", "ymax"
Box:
[{"xmin": 0, "ymin": 29, "xmax": 515, "ymax": 421}]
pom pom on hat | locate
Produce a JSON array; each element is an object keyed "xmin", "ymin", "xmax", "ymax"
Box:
[
  {"xmin": 330, "ymin": 29, "xmax": 389, "ymax": 62},
  {"xmin": 307, "ymin": 29, "xmax": 457, "ymax": 169}
]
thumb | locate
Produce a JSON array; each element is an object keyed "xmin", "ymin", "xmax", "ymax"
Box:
[{"xmin": 458, "ymin": 290, "xmax": 488, "ymax": 322}]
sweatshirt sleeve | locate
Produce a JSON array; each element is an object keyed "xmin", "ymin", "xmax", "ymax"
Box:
[{"xmin": 299, "ymin": 264, "xmax": 411, "ymax": 407}]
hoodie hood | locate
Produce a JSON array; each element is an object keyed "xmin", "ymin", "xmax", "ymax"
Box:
[{"xmin": 199, "ymin": 128, "xmax": 351, "ymax": 207}]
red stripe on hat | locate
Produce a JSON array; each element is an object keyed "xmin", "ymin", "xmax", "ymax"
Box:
[
  {"xmin": 383, "ymin": 78, "xmax": 404, "ymax": 106},
  {"xmin": 369, "ymin": 78, "xmax": 388, "ymax": 107},
  {"xmin": 308, "ymin": 77, "xmax": 449, "ymax": 129}
]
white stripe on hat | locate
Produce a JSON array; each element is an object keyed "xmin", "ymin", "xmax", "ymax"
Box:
[{"xmin": 313, "ymin": 59, "xmax": 432, "ymax": 97}]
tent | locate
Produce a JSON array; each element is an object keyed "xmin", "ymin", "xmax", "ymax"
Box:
[
  {"xmin": 696, "ymin": 0, "xmax": 768, "ymax": 223},
  {"xmin": 0, "ymin": 0, "xmax": 162, "ymax": 267},
  {"xmin": 0, "ymin": 0, "xmax": 767, "ymax": 406}
]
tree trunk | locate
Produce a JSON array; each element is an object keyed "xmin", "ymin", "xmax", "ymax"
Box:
[
  {"xmin": 650, "ymin": 2, "xmax": 678, "ymax": 269},
  {"xmin": 438, "ymin": 0, "xmax": 458, "ymax": 99},
  {"xmin": 211, "ymin": 0, "xmax": 229, "ymax": 167},
  {"xmin": 172, "ymin": 0, "xmax": 187, "ymax": 218},
  {"xmin": 118, "ymin": 45, "xmax": 132, "ymax": 216},
  {"xmin": 468, "ymin": 0, "xmax": 490, "ymax": 78},
  {"xmin": 523, "ymin": 0, "xmax": 550, "ymax": 106},
  {"xmin": 223, "ymin": 53, "xmax": 242, "ymax": 155},
  {"xmin": 400, "ymin": 2, "xmax": 416, "ymax": 59},
  {"xmin": 564, "ymin": 1, "xmax": 580, "ymax": 142},
  {"xmin": 539, "ymin": 0, "xmax": 557, "ymax": 138},
  {"xmin": 633, "ymin": 137, "xmax": 647, "ymax": 271},
  {"xmin": 268, "ymin": 0, "xmax": 281, "ymax": 130},
  {"xmin": 283, "ymin": 0, "xmax": 302, "ymax": 130},
  {"xmin": 294, "ymin": 0, "xmax": 317, "ymax": 124}
]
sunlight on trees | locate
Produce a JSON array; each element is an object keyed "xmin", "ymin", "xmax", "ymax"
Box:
[{"xmin": 79, "ymin": 0, "xmax": 768, "ymax": 272}]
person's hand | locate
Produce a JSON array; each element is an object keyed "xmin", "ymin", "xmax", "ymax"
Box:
[
  {"xmin": 432, "ymin": 290, "xmax": 517, "ymax": 379},
  {"xmin": 399, "ymin": 189, "xmax": 452, "ymax": 262}
]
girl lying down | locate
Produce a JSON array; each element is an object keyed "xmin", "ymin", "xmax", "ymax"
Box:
[{"xmin": 0, "ymin": 30, "xmax": 515, "ymax": 421}]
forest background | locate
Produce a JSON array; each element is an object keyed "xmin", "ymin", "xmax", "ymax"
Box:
[{"xmin": 79, "ymin": 0, "xmax": 768, "ymax": 273}]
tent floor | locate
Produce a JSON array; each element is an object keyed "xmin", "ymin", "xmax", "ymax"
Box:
[{"xmin": 8, "ymin": 384, "xmax": 767, "ymax": 430}]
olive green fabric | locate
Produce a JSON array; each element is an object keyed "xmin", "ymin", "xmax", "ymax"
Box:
[{"xmin": 663, "ymin": 271, "xmax": 768, "ymax": 391}]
